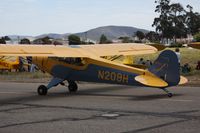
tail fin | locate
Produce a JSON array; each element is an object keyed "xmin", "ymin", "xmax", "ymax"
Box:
[{"xmin": 148, "ymin": 50, "xmax": 180, "ymax": 86}]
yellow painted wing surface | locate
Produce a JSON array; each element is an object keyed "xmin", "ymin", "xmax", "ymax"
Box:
[
  {"xmin": 135, "ymin": 72, "xmax": 168, "ymax": 87},
  {"xmin": 0, "ymin": 56, "xmax": 19, "ymax": 69},
  {"xmin": 79, "ymin": 43, "xmax": 157, "ymax": 56},
  {"xmin": 0, "ymin": 43, "xmax": 157, "ymax": 58},
  {"xmin": 0, "ymin": 45, "xmax": 88, "ymax": 57}
]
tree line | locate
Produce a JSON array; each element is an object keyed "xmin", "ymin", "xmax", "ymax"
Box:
[
  {"xmin": 0, "ymin": 31, "xmax": 161, "ymax": 45},
  {"xmin": 153, "ymin": 0, "xmax": 200, "ymax": 43}
]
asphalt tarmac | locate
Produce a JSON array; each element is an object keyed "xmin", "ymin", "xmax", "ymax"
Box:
[{"xmin": 0, "ymin": 82, "xmax": 200, "ymax": 133}]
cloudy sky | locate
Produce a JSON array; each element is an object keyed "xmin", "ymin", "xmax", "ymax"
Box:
[{"xmin": 0, "ymin": 0, "xmax": 199, "ymax": 36}]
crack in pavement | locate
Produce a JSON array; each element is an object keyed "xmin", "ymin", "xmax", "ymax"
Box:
[
  {"xmin": 10, "ymin": 103, "xmax": 200, "ymax": 120},
  {"xmin": 0, "ymin": 106, "xmax": 39, "ymax": 113},
  {"xmin": 123, "ymin": 119, "xmax": 189, "ymax": 133},
  {"xmin": 0, "ymin": 113, "xmax": 122, "ymax": 129},
  {"xmin": 0, "ymin": 102, "xmax": 199, "ymax": 130},
  {"xmin": 0, "ymin": 117, "xmax": 94, "ymax": 128},
  {"xmin": 1, "ymin": 102, "xmax": 200, "ymax": 119}
]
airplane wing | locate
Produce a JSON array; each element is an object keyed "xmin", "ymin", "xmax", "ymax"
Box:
[
  {"xmin": 0, "ymin": 43, "xmax": 157, "ymax": 57},
  {"xmin": 0, "ymin": 56, "xmax": 19, "ymax": 69},
  {"xmin": 188, "ymin": 42, "xmax": 200, "ymax": 49},
  {"xmin": 0, "ymin": 44, "xmax": 88, "ymax": 57},
  {"xmin": 79, "ymin": 43, "xmax": 157, "ymax": 56}
]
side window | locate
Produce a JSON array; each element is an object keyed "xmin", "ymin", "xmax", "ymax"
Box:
[{"xmin": 49, "ymin": 57, "xmax": 85, "ymax": 66}]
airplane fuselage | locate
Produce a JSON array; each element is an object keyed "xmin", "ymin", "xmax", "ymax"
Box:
[{"xmin": 32, "ymin": 57, "xmax": 143, "ymax": 86}]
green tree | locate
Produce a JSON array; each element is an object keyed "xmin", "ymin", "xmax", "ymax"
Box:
[
  {"xmin": 153, "ymin": 0, "xmax": 191, "ymax": 43},
  {"xmin": 135, "ymin": 31, "xmax": 145, "ymax": 40},
  {"xmin": 194, "ymin": 32, "xmax": 200, "ymax": 42},
  {"xmin": 20, "ymin": 38, "xmax": 31, "ymax": 44},
  {"xmin": 99, "ymin": 34, "xmax": 112, "ymax": 44},
  {"xmin": 68, "ymin": 34, "xmax": 81, "ymax": 45},
  {"xmin": 0, "ymin": 36, "xmax": 11, "ymax": 44},
  {"xmin": 99, "ymin": 34, "xmax": 107, "ymax": 44},
  {"xmin": 42, "ymin": 36, "xmax": 52, "ymax": 44},
  {"xmin": 33, "ymin": 36, "xmax": 52, "ymax": 44},
  {"xmin": 4, "ymin": 36, "xmax": 11, "ymax": 41},
  {"xmin": 118, "ymin": 37, "xmax": 132, "ymax": 43},
  {"xmin": 0, "ymin": 37, "xmax": 6, "ymax": 44},
  {"xmin": 169, "ymin": 3, "xmax": 187, "ymax": 41},
  {"xmin": 53, "ymin": 41, "xmax": 63, "ymax": 45},
  {"xmin": 146, "ymin": 31, "xmax": 160, "ymax": 43},
  {"xmin": 185, "ymin": 5, "xmax": 200, "ymax": 35},
  {"xmin": 153, "ymin": 0, "xmax": 174, "ymax": 42}
]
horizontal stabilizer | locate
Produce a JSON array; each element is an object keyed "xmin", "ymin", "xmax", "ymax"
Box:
[
  {"xmin": 135, "ymin": 73, "xmax": 168, "ymax": 88},
  {"xmin": 179, "ymin": 76, "xmax": 188, "ymax": 85}
]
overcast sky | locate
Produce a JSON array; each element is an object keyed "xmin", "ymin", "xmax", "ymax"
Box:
[{"xmin": 0, "ymin": 0, "xmax": 199, "ymax": 36}]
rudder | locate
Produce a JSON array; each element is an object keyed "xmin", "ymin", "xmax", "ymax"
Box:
[{"xmin": 148, "ymin": 50, "xmax": 180, "ymax": 87}]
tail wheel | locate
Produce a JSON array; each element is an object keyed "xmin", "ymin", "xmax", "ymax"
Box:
[
  {"xmin": 68, "ymin": 81, "xmax": 78, "ymax": 93},
  {"xmin": 161, "ymin": 88, "xmax": 173, "ymax": 98},
  {"xmin": 37, "ymin": 85, "xmax": 48, "ymax": 95},
  {"xmin": 168, "ymin": 93, "xmax": 173, "ymax": 97}
]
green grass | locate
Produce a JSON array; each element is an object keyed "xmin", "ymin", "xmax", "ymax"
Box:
[
  {"xmin": 133, "ymin": 48, "xmax": 200, "ymax": 75},
  {"xmin": 134, "ymin": 48, "xmax": 200, "ymax": 65},
  {"xmin": 179, "ymin": 48, "xmax": 200, "ymax": 68}
]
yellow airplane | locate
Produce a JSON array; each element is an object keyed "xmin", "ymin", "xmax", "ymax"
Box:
[
  {"xmin": 0, "ymin": 56, "xmax": 19, "ymax": 71},
  {"xmin": 0, "ymin": 43, "xmax": 187, "ymax": 97}
]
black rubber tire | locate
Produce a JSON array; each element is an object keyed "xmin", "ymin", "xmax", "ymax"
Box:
[
  {"xmin": 68, "ymin": 82, "xmax": 78, "ymax": 93},
  {"xmin": 168, "ymin": 93, "xmax": 173, "ymax": 98},
  {"xmin": 37, "ymin": 85, "xmax": 48, "ymax": 95}
]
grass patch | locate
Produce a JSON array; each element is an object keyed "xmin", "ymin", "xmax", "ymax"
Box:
[{"xmin": 133, "ymin": 47, "xmax": 200, "ymax": 74}]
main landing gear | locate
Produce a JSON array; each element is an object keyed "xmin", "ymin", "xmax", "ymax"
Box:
[
  {"xmin": 37, "ymin": 85, "xmax": 48, "ymax": 95},
  {"xmin": 67, "ymin": 81, "xmax": 78, "ymax": 93},
  {"xmin": 37, "ymin": 77, "xmax": 78, "ymax": 96},
  {"xmin": 161, "ymin": 88, "xmax": 173, "ymax": 97},
  {"xmin": 60, "ymin": 81, "xmax": 78, "ymax": 92}
]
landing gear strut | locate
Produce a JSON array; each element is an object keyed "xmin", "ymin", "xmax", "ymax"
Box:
[
  {"xmin": 37, "ymin": 78, "xmax": 78, "ymax": 95},
  {"xmin": 37, "ymin": 85, "xmax": 48, "ymax": 95},
  {"xmin": 68, "ymin": 81, "xmax": 78, "ymax": 93},
  {"xmin": 162, "ymin": 88, "xmax": 173, "ymax": 97}
]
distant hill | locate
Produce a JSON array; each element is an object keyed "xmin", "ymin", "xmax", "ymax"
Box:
[
  {"xmin": 7, "ymin": 25, "xmax": 149, "ymax": 42},
  {"xmin": 8, "ymin": 35, "xmax": 33, "ymax": 40},
  {"xmin": 76, "ymin": 26, "xmax": 149, "ymax": 41},
  {"xmin": 35, "ymin": 33, "xmax": 70, "ymax": 39}
]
